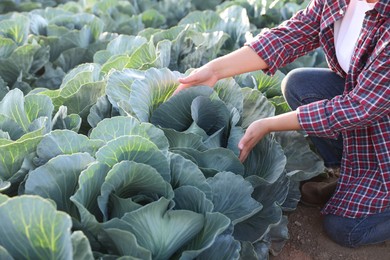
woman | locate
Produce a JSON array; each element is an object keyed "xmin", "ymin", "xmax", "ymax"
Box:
[{"xmin": 175, "ymin": 0, "xmax": 390, "ymax": 248}]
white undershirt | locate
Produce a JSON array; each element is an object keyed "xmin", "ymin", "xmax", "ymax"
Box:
[{"xmin": 334, "ymin": 0, "xmax": 376, "ymax": 73}]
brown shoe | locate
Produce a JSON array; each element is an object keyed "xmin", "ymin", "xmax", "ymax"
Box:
[{"xmin": 300, "ymin": 180, "xmax": 338, "ymax": 208}]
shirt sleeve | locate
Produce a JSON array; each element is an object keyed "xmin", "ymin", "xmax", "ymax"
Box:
[
  {"xmin": 245, "ymin": 0, "xmax": 323, "ymax": 75},
  {"xmin": 297, "ymin": 42, "xmax": 390, "ymax": 138}
]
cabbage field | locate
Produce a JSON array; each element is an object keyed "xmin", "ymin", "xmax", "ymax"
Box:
[{"xmin": 0, "ymin": 0, "xmax": 327, "ymax": 259}]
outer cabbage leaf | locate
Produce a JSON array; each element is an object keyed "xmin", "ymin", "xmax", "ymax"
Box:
[
  {"xmin": 52, "ymin": 105, "xmax": 82, "ymax": 132},
  {"xmin": 0, "ymin": 135, "xmax": 42, "ymax": 189},
  {"xmin": 171, "ymin": 147, "xmax": 244, "ymax": 177},
  {"xmin": 0, "ymin": 245, "xmax": 13, "ymax": 260},
  {"xmin": 239, "ymin": 241, "xmax": 258, "ymax": 260},
  {"xmin": 0, "ymin": 178, "xmax": 10, "ymax": 193},
  {"xmin": 259, "ymin": 215, "xmax": 289, "ymax": 256},
  {"xmin": 130, "ymin": 67, "xmax": 183, "ymax": 122},
  {"xmin": 87, "ymin": 95, "xmax": 115, "ymax": 128},
  {"xmin": 36, "ymin": 12, "xmax": 106, "ymax": 68},
  {"xmin": 179, "ymin": 10, "xmax": 223, "ymax": 31},
  {"xmin": 0, "ymin": 194, "xmax": 8, "ymax": 204},
  {"xmin": 0, "ymin": 37, "xmax": 17, "ymax": 59},
  {"xmin": 39, "ymin": 64, "xmax": 105, "ymax": 123},
  {"xmin": 195, "ymin": 234, "xmax": 241, "ymax": 260},
  {"xmin": 191, "ymin": 0, "xmax": 224, "ymax": 10},
  {"xmin": 100, "ymin": 38, "xmax": 171, "ymax": 73},
  {"xmin": 213, "ymin": 77, "xmax": 244, "ymax": 114},
  {"xmin": 70, "ymin": 161, "xmax": 110, "ymax": 225},
  {"xmin": 0, "ymin": 89, "xmax": 53, "ymax": 139},
  {"xmin": 0, "ymin": 114, "xmax": 23, "ymax": 141},
  {"xmin": 275, "ymin": 131, "xmax": 325, "ymax": 181},
  {"xmin": 34, "ymin": 129, "xmax": 104, "ymax": 166},
  {"xmin": 207, "ymin": 171, "xmax": 262, "ymax": 224},
  {"xmin": 233, "ymin": 174, "xmax": 289, "ymax": 243},
  {"xmin": 140, "ymin": 26, "xmax": 182, "ymax": 43},
  {"xmin": 248, "ymin": 169, "xmax": 290, "ymax": 209},
  {"xmin": 105, "ymin": 198, "xmax": 205, "ymax": 260},
  {"xmin": 234, "ymin": 202, "xmax": 283, "ymax": 244},
  {"xmin": 93, "ymin": 35, "xmax": 148, "ymax": 64},
  {"xmin": 0, "ymin": 13, "xmax": 29, "ymax": 45},
  {"xmin": 151, "ymin": 86, "xmax": 213, "ymax": 130},
  {"xmin": 0, "ymin": 195, "xmax": 74, "ymax": 260},
  {"xmin": 275, "ymin": 131, "xmax": 325, "ymax": 210},
  {"xmin": 168, "ymin": 152, "xmax": 211, "ymax": 198},
  {"xmin": 235, "ymin": 70, "xmax": 285, "ymax": 98},
  {"xmin": 98, "ymin": 228, "xmax": 152, "ymax": 260},
  {"xmin": 105, "ymin": 68, "xmax": 145, "ymax": 110},
  {"xmin": 173, "ymin": 186, "xmax": 214, "ymax": 214},
  {"xmin": 178, "ymin": 212, "xmax": 232, "ymax": 260},
  {"xmin": 24, "ymin": 153, "xmax": 95, "ymax": 217},
  {"xmin": 89, "ymin": 116, "xmax": 169, "ymax": 152},
  {"xmin": 61, "ymin": 81, "xmax": 106, "ymax": 117},
  {"xmin": 162, "ymin": 128, "xmax": 208, "ymax": 151},
  {"xmin": 240, "ymin": 87, "xmax": 275, "ymax": 129},
  {"xmin": 139, "ymin": 25, "xmax": 190, "ymax": 71},
  {"xmin": 32, "ymin": 63, "xmax": 66, "ymax": 90},
  {"xmin": 156, "ymin": 0, "xmax": 192, "ymax": 26},
  {"xmin": 71, "ymin": 231, "xmax": 95, "ymax": 260},
  {"xmin": 218, "ymin": 6, "xmax": 250, "ymax": 49},
  {"xmin": 243, "ymin": 135, "xmax": 286, "ymax": 183},
  {"xmin": 269, "ymin": 95, "xmax": 292, "ymax": 115},
  {"xmin": 0, "ymin": 44, "xmax": 47, "ymax": 86},
  {"xmin": 180, "ymin": 30, "xmax": 229, "ymax": 70}
]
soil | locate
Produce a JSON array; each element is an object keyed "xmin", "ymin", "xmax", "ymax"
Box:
[{"xmin": 269, "ymin": 201, "xmax": 390, "ymax": 260}]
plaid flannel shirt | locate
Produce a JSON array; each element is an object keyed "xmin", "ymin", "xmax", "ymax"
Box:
[{"xmin": 248, "ymin": 0, "xmax": 390, "ymax": 218}]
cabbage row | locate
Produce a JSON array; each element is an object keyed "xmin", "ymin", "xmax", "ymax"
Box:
[{"xmin": 0, "ymin": 0, "xmax": 325, "ymax": 259}]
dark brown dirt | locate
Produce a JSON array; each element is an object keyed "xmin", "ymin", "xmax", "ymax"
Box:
[{"xmin": 270, "ymin": 204, "xmax": 390, "ymax": 260}]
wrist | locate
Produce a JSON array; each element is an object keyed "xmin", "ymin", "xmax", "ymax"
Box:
[
  {"xmin": 262, "ymin": 111, "xmax": 301, "ymax": 133},
  {"xmin": 260, "ymin": 118, "xmax": 274, "ymax": 133},
  {"xmin": 206, "ymin": 59, "xmax": 223, "ymax": 81}
]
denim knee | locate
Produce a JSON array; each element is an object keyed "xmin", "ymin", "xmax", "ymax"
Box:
[
  {"xmin": 281, "ymin": 69, "xmax": 306, "ymax": 110},
  {"xmin": 323, "ymin": 214, "xmax": 369, "ymax": 248},
  {"xmin": 323, "ymin": 214, "xmax": 349, "ymax": 247},
  {"xmin": 281, "ymin": 67, "xmax": 345, "ymax": 110}
]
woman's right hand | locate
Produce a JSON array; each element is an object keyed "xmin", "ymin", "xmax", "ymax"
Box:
[
  {"xmin": 173, "ymin": 46, "xmax": 268, "ymax": 95},
  {"xmin": 173, "ymin": 64, "xmax": 219, "ymax": 95}
]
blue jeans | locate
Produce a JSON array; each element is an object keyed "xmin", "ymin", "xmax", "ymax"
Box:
[
  {"xmin": 282, "ymin": 68, "xmax": 390, "ymax": 247},
  {"xmin": 323, "ymin": 208, "xmax": 390, "ymax": 248},
  {"xmin": 281, "ymin": 68, "xmax": 344, "ymax": 167}
]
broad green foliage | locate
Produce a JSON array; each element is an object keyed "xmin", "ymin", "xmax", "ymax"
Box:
[
  {"xmin": 1, "ymin": 66, "xmax": 323, "ymax": 259},
  {"xmin": 0, "ymin": 88, "xmax": 52, "ymax": 193},
  {"xmin": 0, "ymin": 0, "xmax": 326, "ymax": 259},
  {"xmin": 0, "ymin": 179, "xmax": 10, "ymax": 192},
  {"xmin": 0, "ymin": 195, "xmax": 93, "ymax": 260}
]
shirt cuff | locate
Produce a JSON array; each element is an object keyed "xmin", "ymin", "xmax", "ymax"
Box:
[
  {"xmin": 297, "ymin": 100, "xmax": 339, "ymax": 139},
  {"xmin": 245, "ymin": 29, "xmax": 289, "ymax": 75}
]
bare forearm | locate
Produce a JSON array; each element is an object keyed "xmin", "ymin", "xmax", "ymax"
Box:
[
  {"xmin": 238, "ymin": 111, "xmax": 301, "ymax": 162},
  {"xmin": 263, "ymin": 111, "xmax": 302, "ymax": 133},
  {"xmin": 207, "ymin": 46, "xmax": 268, "ymax": 80},
  {"xmin": 176, "ymin": 46, "xmax": 268, "ymax": 94}
]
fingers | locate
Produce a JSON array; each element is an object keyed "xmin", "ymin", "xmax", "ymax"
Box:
[
  {"xmin": 173, "ymin": 83, "xmax": 190, "ymax": 96},
  {"xmin": 238, "ymin": 137, "xmax": 251, "ymax": 163},
  {"xmin": 173, "ymin": 73, "xmax": 199, "ymax": 96},
  {"xmin": 238, "ymin": 120, "xmax": 267, "ymax": 163},
  {"xmin": 174, "ymin": 66, "xmax": 218, "ymax": 95},
  {"xmin": 178, "ymin": 74, "xmax": 198, "ymax": 84},
  {"xmin": 238, "ymin": 149, "xmax": 248, "ymax": 163}
]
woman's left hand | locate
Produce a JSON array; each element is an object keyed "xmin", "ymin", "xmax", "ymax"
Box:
[
  {"xmin": 238, "ymin": 111, "xmax": 301, "ymax": 163},
  {"xmin": 238, "ymin": 119, "xmax": 270, "ymax": 163}
]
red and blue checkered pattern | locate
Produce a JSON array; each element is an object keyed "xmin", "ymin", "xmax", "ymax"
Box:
[{"xmin": 247, "ymin": 0, "xmax": 390, "ymax": 218}]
